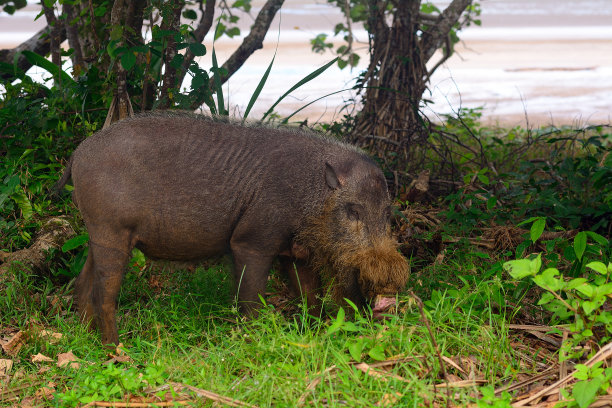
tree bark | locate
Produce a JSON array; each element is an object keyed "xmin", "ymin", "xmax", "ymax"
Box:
[
  {"xmin": 0, "ymin": 217, "xmax": 76, "ymax": 287},
  {"xmin": 159, "ymin": 0, "xmax": 186, "ymax": 109},
  {"xmin": 41, "ymin": 2, "xmax": 62, "ymax": 81},
  {"xmin": 62, "ymin": 2, "xmax": 84, "ymax": 74},
  {"xmin": 353, "ymin": 0, "xmax": 472, "ymax": 164},
  {"xmin": 354, "ymin": 0, "xmax": 425, "ymax": 150}
]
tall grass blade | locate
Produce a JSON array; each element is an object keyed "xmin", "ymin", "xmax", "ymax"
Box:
[
  {"xmin": 281, "ymin": 89, "xmax": 349, "ymax": 124},
  {"xmin": 211, "ymin": 46, "xmax": 227, "ymax": 116},
  {"xmin": 261, "ymin": 57, "xmax": 338, "ymax": 121},
  {"xmin": 242, "ymin": 12, "xmax": 282, "ymax": 122},
  {"xmin": 21, "ymin": 50, "xmax": 75, "ymax": 86},
  {"xmin": 242, "ymin": 54, "xmax": 275, "ymax": 122}
]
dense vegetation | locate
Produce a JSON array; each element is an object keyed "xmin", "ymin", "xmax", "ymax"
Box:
[
  {"xmin": 1, "ymin": 69, "xmax": 611, "ymax": 406},
  {"xmin": 1, "ymin": 1, "xmax": 612, "ymax": 406}
]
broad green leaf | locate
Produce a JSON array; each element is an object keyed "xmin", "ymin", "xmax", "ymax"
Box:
[
  {"xmin": 531, "ymin": 254, "xmax": 542, "ymax": 275},
  {"xmin": 574, "ymin": 232, "xmax": 587, "ymax": 261},
  {"xmin": 327, "ymin": 307, "xmax": 345, "ymax": 335},
  {"xmin": 348, "ymin": 339, "xmax": 364, "ymax": 362},
  {"xmin": 262, "ymin": 57, "xmax": 338, "ymax": 121},
  {"xmin": 537, "ymin": 291, "xmax": 554, "ymax": 306},
  {"xmin": 188, "ymin": 43, "xmax": 207, "ymax": 56},
  {"xmin": 596, "ymin": 283, "xmax": 612, "ymax": 296},
  {"xmin": 517, "ymin": 216, "xmax": 541, "ymax": 227},
  {"xmin": 585, "ymin": 231, "xmax": 609, "ymax": 246},
  {"xmin": 575, "ymin": 283, "xmax": 594, "ymax": 298},
  {"xmin": 582, "ymin": 298, "xmax": 605, "ymax": 315},
  {"xmin": 120, "ymin": 52, "xmax": 136, "ymax": 70},
  {"xmin": 572, "ymin": 378, "xmax": 601, "ymax": 408},
  {"xmin": 533, "ymin": 268, "xmax": 563, "ymax": 291},
  {"xmin": 572, "ymin": 364, "xmax": 590, "ymax": 380},
  {"xmin": 586, "ymin": 262, "xmax": 608, "ymax": 275},
  {"xmin": 477, "ymin": 173, "xmax": 489, "ymax": 185},
  {"xmin": 503, "ymin": 259, "xmax": 534, "ymax": 279},
  {"xmin": 11, "ymin": 189, "xmax": 32, "ymax": 220},
  {"xmin": 567, "ymin": 278, "xmax": 587, "ymax": 289},
  {"xmin": 182, "ymin": 9, "xmax": 197, "ymax": 19},
  {"xmin": 368, "ymin": 345, "xmax": 386, "ymax": 361},
  {"xmin": 62, "ymin": 234, "xmax": 89, "ymax": 252},
  {"xmin": 530, "ymin": 218, "xmax": 546, "ymax": 243},
  {"xmin": 486, "ymin": 196, "xmax": 497, "ymax": 210}
]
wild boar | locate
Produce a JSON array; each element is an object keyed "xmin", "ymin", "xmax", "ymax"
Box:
[{"xmin": 55, "ymin": 112, "xmax": 409, "ymax": 345}]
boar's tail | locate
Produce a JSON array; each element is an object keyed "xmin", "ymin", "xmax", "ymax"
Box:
[{"xmin": 51, "ymin": 156, "xmax": 74, "ymax": 199}]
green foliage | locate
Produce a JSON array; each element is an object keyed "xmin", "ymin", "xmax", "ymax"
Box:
[
  {"xmin": 0, "ymin": 69, "xmax": 102, "ymax": 249},
  {"xmin": 439, "ymin": 118, "xmax": 612, "ymax": 236},
  {"xmin": 0, "ymin": 0, "xmax": 26, "ymax": 14},
  {"xmin": 477, "ymin": 385, "xmax": 512, "ymax": 408},
  {"xmin": 55, "ymin": 361, "xmax": 169, "ymax": 406},
  {"xmin": 503, "ymin": 227, "xmax": 611, "ymax": 358}
]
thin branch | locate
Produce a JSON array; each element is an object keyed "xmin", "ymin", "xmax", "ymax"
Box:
[
  {"xmin": 420, "ymin": 0, "xmax": 472, "ymax": 62},
  {"xmin": 62, "ymin": 2, "xmax": 84, "ymax": 72},
  {"xmin": 212, "ymin": 0, "xmax": 285, "ymax": 86},
  {"xmin": 177, "ymin": 0, "xmax": 217, "ymax": 85},
  {"xmin": 0, "ymin": 26, "xmax": 66, "ymax": 80},
  {"xmin": 190, "ymin": 0, "xmax": 285, "ymax": 109}
]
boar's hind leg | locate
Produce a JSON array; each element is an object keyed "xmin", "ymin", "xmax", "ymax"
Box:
[
  {"xmin": 74, "ymin": 251, "xmax": 96, "ymax": 328},
  {"xmin": 83, "ymin": 229, "xmax": 133, "ymax": 345}
]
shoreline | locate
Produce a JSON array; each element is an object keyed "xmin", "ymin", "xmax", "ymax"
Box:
[{"xmin": 1, "ymin": 1, "xmax": 611, "ymax": 127}]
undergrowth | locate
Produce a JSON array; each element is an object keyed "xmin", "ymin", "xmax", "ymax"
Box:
[{"xmin": 1, "ymin": 87, "xmax": 611, "ymax": 406}]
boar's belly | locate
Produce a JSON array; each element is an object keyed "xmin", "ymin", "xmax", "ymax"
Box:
[
  {"xmin": 128, "ymin": 209, "xmax": 235, "ymax": 261},
  {"xmin": 133, "ymin": 225, "xmax": 232, "ymax": 261}
]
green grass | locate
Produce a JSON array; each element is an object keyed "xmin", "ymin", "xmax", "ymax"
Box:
[{"xmin": 1, "ymin": 251, "xmax": 527, "ymax": 407}]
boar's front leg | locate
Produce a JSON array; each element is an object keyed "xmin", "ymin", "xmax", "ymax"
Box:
[
  {"xmin": 229, "ymin": 223, "xmax": 277, "ymax": 315},
  {"xmin": 231, "ymin": 245, "xmax": 274, "ymax": 315},
  {"xmin": 279, "ymin": 257, "xmax": 322, "ymax": 318}
]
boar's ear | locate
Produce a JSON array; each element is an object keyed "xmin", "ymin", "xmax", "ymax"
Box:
[{"xmin": 325, "ymin": 162, "xmax": 346, "ymax": 190}]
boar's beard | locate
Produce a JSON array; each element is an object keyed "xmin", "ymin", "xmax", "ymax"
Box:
[{"xmin": 297, "ymin": 201, "xmax": 409, "ymax": 303}]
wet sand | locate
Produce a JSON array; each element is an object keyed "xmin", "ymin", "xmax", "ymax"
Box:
[{"xmin": 1, "ymin": 0, "xmax": 611, "ymax": 126}]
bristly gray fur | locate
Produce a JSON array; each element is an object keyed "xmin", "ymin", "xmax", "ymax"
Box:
[{"xmin": 113, "ymin": 110, "xmax": 366, "ymax": 155}]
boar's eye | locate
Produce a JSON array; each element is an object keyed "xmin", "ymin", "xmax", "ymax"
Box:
[{"xmin": 346, "ymin": 203, "xmax": 364, "ymax": 221}]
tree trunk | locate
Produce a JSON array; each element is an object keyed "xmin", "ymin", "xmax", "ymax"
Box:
[
  {"xmin": 159, "ymin": 0, "xmax": 186, "ymax": 109},
  {"xmin": 0, "ymin": 217, "xmax": 76, "ymax": 288},
  {"xmin": 352, "ymin": 0, "xmax": 473, "ymax": 184},
  {"xmin": 353, "ymin": 0, "xmax": 425, "ymax": 153}
]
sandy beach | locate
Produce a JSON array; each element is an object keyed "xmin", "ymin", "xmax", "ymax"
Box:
[{"xmin": 1, "ymin": 0, "xmax": 611, "ymax": 126}]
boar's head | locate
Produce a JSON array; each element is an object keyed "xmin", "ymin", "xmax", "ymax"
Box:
[{"xmin": 298, "ymin": 159, "xmax": 409, "ymax": 309}]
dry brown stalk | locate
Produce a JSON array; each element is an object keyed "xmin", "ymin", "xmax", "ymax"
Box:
[
  {"xmin": 297, "ymin": 365, "xmax": 338, "ymax": 407},
  {"xmin": 171, "ymin": 382, "xmax": 259, "ymax": 408},
  {"xmin": 512, "ymin": 341, "xmax": 612, "ymax": 407},
  {"xmin": 494, "ymin": 368, "xmax": 557, "ymax": 396},
  {"xmin": 354, "ymin": 362, "xmax": 410, "ymax": 383},
  {"xmin": 82, "ymin": 401, "xmax": 190, "ymax": 407},
  {"xmin": 433, "ymin": 379, "xmax": 487, "ymax": 388}
]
